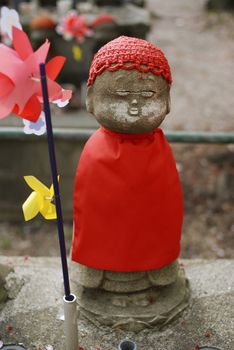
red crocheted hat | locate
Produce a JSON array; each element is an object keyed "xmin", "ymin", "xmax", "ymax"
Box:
[{"xmin": 88, "ymin": 36, "xmax": 172, "ymax": 86}]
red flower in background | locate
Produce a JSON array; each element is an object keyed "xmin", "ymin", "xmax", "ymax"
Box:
[
  {"xmin": 57, "ymin": 11, "xmax": 92, "ymax": 42},
  {"xmin": 0, "ymin": 27, "xmax": 72, "ymax": 122},
  {"xmin": 57, "ymin": 11, "xmax": 115, "ymax": 42}
]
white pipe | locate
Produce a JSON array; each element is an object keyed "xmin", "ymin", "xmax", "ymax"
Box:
[
  {"xmin": 118, "ymin": 340, "xmax": 138, "ymax": 350},
  {"xmin": 63, "ymin": 293, "xmax": 79, "ymax": 350}
]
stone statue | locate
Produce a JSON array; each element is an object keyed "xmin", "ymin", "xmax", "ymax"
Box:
[{"xmin": 70, "ymin": 36, "xmax": 189, "ymax": 331}]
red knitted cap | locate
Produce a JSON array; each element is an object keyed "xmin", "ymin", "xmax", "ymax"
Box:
[{"xmin": 88, "ymin": 36, "xmax": 172, "ymax": 86}]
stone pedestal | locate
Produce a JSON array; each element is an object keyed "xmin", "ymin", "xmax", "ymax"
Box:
[
  {"xmin": 70, "ymin": 262, "xmax": 190, "ymax": 332},
  {"xmin": 76, "ymin": 270, "xmax": 189, "ymax": 332}
]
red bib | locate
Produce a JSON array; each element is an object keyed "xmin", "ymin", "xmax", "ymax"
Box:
[{"xmin": 72, "ymin": 127, "xmax": 183, "ymax": 272}]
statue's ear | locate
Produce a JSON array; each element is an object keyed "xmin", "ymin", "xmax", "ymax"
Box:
[
  {"xmin": 166, "ymin": 93, "xmax": 171, "ymax": 114},
  {"xmin": 86, "ymin": 86, "xmax": 94, "ymax": 114}
]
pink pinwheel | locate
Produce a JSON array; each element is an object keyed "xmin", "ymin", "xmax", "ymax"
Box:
[{"xmin": 0, "ymin": 27, "xmax": 72, "ymax": 121}]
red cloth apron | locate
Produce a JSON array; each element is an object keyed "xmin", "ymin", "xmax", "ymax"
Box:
[{"xmin": 72, "ymin": 127, "xmax": 183, "ymax": 272}]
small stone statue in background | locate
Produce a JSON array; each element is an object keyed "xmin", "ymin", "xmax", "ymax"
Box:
[{"xmin": 71, "ymin": 36, "xmax": 189, "ymax": 331}]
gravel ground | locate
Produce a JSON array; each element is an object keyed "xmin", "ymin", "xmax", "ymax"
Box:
[{"xmin": 147, "ymin": 0, "xmax": 234, "ymax": 132}]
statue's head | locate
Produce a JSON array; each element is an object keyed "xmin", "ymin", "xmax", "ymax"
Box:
[{"xmin": 86, "ymin": 36, "xmax": 172, "ymax": 134}]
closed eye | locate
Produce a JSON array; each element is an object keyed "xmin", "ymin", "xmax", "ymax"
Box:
[
  {"xmin": 112, "ymin": 90, "xmax": 156, "ymax": 97},
  {"xmin": 115, "ymin": 90, "xmax": 130, "ymax": 96},
  {"xmin": 141, "ymin": 91, "xmax": 155, "ymax": 97}
]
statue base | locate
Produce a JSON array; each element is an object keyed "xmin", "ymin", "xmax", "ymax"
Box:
[{"xmin": 74, "ymin": 269, "xmax": 190, "ymax": 332}]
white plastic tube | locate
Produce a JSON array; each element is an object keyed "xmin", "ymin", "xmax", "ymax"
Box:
[
  {"xmin": 118, "ymin": 340, "xmax": 138, "ymax": 350},
  {"xmin": 63, "ymin": 293, "xmax": 79, "ymax": 350}
]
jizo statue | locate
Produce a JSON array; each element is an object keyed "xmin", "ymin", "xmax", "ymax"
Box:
[{"xmin": 71, "ymin": 36, "xmax": 189, "ymax": 330}]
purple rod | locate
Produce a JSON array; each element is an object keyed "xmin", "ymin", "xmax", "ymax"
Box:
[
  {"xmin": 39, "ymin": 63, "xmax": 72, "ymax": 301},
  {"xmin": 72, "ymin": 0, "xmax": 77, "ymax": 9}
]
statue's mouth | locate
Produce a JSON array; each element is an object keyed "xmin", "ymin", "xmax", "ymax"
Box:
[{"xmin": 129, "ymin": 108, "xmax": 139, "ymax": 116}]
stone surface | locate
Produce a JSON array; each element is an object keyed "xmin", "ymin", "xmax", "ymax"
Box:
[
  {"xmin": 0, "ymin": 257, "xmax": 233, "ymax": 350},
  {"xmin": 0, "ymin": 264, "xmax": 12, "ymax": 306},
  {"xmin": 147, "ymin": 260, "xmax": 179, "ymax": 286}
]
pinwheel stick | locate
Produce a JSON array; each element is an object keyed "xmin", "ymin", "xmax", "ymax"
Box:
[
  {"xmin": 40, "ymin": 63, "xmax": 79, "ymax": 350},
  {"xmin": 39, "ymin": 63, "xmax": 72, "ymax": 301},
  {"xmin": 72, "ymin": 0, "xmax": 77, "ymax": 9}
]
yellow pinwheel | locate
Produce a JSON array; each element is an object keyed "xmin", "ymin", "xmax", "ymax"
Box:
[{"xmin": 22, "ymin": 176, "xmax": 59, "ymax": 221}]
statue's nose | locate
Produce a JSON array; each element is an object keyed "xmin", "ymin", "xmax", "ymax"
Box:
[{"xmin": 131, "ymin": 98, "xmax": 138, "ymax": 105}]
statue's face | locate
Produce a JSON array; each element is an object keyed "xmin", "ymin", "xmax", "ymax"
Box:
[{"xmin": 86, "ymin": 69, "xmax": 171, "ymax": 134}]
